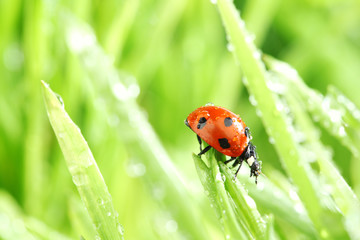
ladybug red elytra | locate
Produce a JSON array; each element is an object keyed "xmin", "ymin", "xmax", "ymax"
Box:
[{"xmin": 185, "ymin": 104, "xmax": 261, "ymax": 183}]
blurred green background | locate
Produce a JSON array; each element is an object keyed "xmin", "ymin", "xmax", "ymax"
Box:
[{"xmin": 0, "ymin": 0, "xmax": 360, "ymax": 239}]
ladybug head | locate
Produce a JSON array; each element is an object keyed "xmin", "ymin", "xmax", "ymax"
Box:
[
  {"xmin": 185, "ymin": 118, "xmax": 190, "ymax": 128},
  {"xmin": 247, "ymin": 142, "xmax": 261, "ymax": 184}
]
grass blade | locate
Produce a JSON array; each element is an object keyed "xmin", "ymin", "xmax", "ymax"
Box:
[
  {"xmin": 216, "ymin": 0, "xmax": 348, "ymax": 237},
  {"xmin": 193, "ymin": 152, "xmax": 249, "ymax": 239},
  {"xmin": 41, "ymin": 81, "xmax": 124, "ymax": 240}
]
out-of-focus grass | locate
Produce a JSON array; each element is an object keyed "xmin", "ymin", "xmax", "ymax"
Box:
[{"xmin": 0, "ymin": 0, "xmax": 360, "ymax": 239}]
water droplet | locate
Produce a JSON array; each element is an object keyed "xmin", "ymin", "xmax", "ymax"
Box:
[
  {"xmin": 216, "ymin": 172, "xmax": 223, "ymax": 182},
  {"xmin": 67, "ymin": 25, "xmax": 96, "ymax": 53},
  {"xmin": 112, "ymin": 82, "xmax": 128, "ymax": 101},
  {"xmin": 245, "ymin": 34, "xmax": 255, "ymax": 44},
  {"xmin": 72, "ymin": 173, "xmax": 89, "ymax": 186},
  {"xmin": 256, "ymin": 109, "xmax": 262, "ymax": 117},
  {"xmin": 126, "ymin": 162, "xmax": 146, "ymax": 177},
  {"xmin": 238, "ymin": 19, "xmax": 245, "ymax": 29},
  {"xmin": 55, "ymin": 94, "xmax": 64, "ymax": 106},
  {"xmin": 242, "ymin": 77, "xmax": 248, "ymax": 86},
  {"xmin": 165, "ymin": 220, "xmax": 178, "ymax": 233},
  {"xmin": 97, "ymin": 198, "xmax": 104, "ymax": 205},
  {"xmin": 244, "ymin": 195, "xmax": 257, "ymax": 209},
  {"xmin": 289, "ymin": 189, "xmax": 299, "ymax": 201},
  {"xmin": 226, "ymin": 234, "xmax": 230, "ymax": 239},
  {"xmin": 226, "ymin": 43, "xmax": 235, "ymax": 52},
  {"xmin": 210, "ymin": 0, "xmax": 217, "ymax": 4},
  {"xmin": 338, "ymin": 126, "xmax": 346, "ymax": 136},
  {"xmin": 328, "ymin": 109, "xmax": 342, "ymax": 123},
  {"xmin": 117, "ymin": 223, "xmax": 125, "ymax": 235},
  {"xmin": 253, "ymin": 51, "xmax": 261, "ymax": 60},
  {"xmin": 152, "ymin": 185, "xmax": 166, "ymax": 200},
  {"xmin": 268, "ymin": 137, "xmax": 275, "ymax": 144},
  {"xmin": 249, "ymin": 95, "xmax": 257, "ymax": 106}
]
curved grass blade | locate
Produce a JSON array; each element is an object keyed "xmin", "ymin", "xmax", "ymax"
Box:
[{"xmin": 41, "ymin": 81, "xmax": 124, "ymax": 240}]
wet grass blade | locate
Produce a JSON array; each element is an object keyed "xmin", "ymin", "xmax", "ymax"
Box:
[
  {"xmin": 193, "ymin": 152, "xmax": 249, "ymax": 239},
  {"xmin": 41, "ymin": 81, "xmax": 124, "ymax": 240}
]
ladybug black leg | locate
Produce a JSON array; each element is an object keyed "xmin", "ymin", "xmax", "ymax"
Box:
[
  {"xmin": 197, "ymin": 135, "xmax": 202, "ymax": 152},
  {"xmin": 224, "ymin": 157, "xmax": 236, "ymax": 164},
  {"xmin": 234, "ymin": 158, "xmax": 244, "ymax": 179},
  {"xmin": 198, "ymin": 145, "xmax": 212, "ymax": 156}
]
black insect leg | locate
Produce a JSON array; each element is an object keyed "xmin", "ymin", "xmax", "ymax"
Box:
[
  {"xmin": 197, "ymin": 135, "xmax": 202, "ymax": 152},
  {"xmin": 198, "ymin": 145, "xmax": 212, "ymax": 156},
  {"xmin": 234, "ymin": 158, "xmax": 244, "ymax": 179},
  {"xmin": 224, "ymin": 156, "xmax": 236, "ymax": 164}
]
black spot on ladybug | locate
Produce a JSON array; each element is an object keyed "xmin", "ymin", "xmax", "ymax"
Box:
[
  {"xmin": 224, "ymin": 117, "xmax": 233, "ymax": 127},
  {"xmin": 197, "ymin": 117, "xmax": 207, "ymax": 129},
  {"xmin": 218, "ymin": 138, "xmax": 230, "ymax": 149}
]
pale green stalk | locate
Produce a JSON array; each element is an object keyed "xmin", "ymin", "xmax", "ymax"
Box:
[{"xmin": 42, "ymin": 81, "xmax": 124, "ymax": 240}]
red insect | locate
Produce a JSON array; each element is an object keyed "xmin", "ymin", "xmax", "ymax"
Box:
[{"xmin": 185, "ymin": 104, "xmax": 261, "ymax": 183}]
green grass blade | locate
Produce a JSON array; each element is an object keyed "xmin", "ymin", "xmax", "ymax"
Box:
[
  {"xmin": 41, "ymin": 81, "xmax": 124, "ymax": 240},
  {"xmin": 193, "ymin": 152, "xmax": 250, "ymax": 239},
  {"xmin": 216, "ymin": 0, "xmax": 327, "ymax": 235},
  {"xmin": 219, "ymin": 161, "xmax": 266, "ymax": 240},
  {"xmin": 263, "ymin": 56, "xmax": 360, "ymax": 239}
]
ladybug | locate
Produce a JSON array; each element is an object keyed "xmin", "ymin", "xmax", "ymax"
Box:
[{"xmin": 185, "ymin": 104, "xmax": 261, "ymax": 183}]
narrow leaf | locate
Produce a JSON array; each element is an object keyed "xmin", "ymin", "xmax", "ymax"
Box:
[{"xmin": 41, "ymin": 81, "xmax": 124, "ymax": 240}]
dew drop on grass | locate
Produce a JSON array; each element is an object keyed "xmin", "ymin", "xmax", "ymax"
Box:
[
  {"xmin": 55, "ymin": 94, "xmax": 64, "ymax": 106},
  {"xmin": 210, "ymin": 0, "xmax": 217, "ymax": 4},
  {"xmin": 289, "ymin": 189, "xmax": 300, "ymax": 201},
  {"xmin": 216, "ymin": 172, "xmax": 223, "ymax": 182},
  {"xmin": 117, "ymin": 223, "xmax": 125, "ymax": 235},
  {"xmin": 58, "ymin": 132, "xmax": 65, "ymax": 139},
  {"xmin": 294, "ymin": 203, "xmax": 305, "ymax": 214},
  {"xmin": 72, "ymin": 173, "xmax": 89, "ymax": 186},
  {"xmin": 165, "ymin": 220, "xmax": 178, "ymax": 233},
  {"xmin": 226, "ymin": 43, "xmax": 235, "ymax": 52},
  {"xmin": 256, "ymin": 109, "xmax": 263, "ymax": 117},
  {"xmin": 249, "ymin": 95, "xmax": 257, "ymax": 106},
  {"xmin": 268, "ymin": 137, "xmax": 275, "ymax": 144},
  {"xmin": 253, "ymin": 51, "xmax": 261, "ymax": 60},
  {"xmin": 245, "ymin": 34, "xmax": 255, "ymax": 44},
  {"xmin": 226, "ymin": 234, "xmax": 230, "ymax": 239},
  {"xmin": 97, "ymin": 198, "xmax": 104, "ymax": 205},
  {"xmin": 244, "ymin": 195, "xmax": 257, "ymax": 209},
  {"xmin": 242, "ymin": 76, "xmax": 248, "ymax": 86},
  {"xmin": 338, "ymin": 126, "xmax": 346, "ymax": 137},
  {"xmin": 126, "ymin": 162, "xmax": 146, "ymax": 178},
  {"xmin": 67, "ymin": 26, "xmax": 96, "ymax": 53}
]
